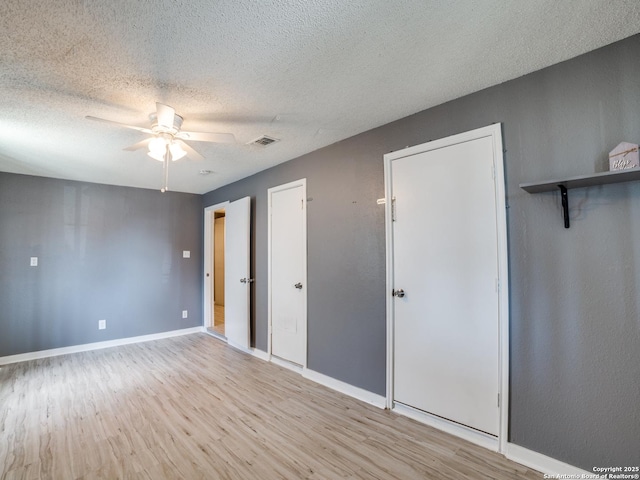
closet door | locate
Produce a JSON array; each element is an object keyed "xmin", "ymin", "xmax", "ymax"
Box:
[
  {"xmin": 269, "ymin": 180, "xmax": 307, "ymax": 366},
  {"xmin": 391, "ymin": 133, "xmax": 500, "ymax": 436}
]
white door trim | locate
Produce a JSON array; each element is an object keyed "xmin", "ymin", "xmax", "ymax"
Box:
[
  {"xmin": 383, "ymin": 124, "xmax": 509, "ymax": 453},
  {"xmin": 203, "ymin": 201, "xmax": 229, "ymax": 329},
  {"xmin": 267, "ymin": 178, "xmax": 308, "ymax": 368}
]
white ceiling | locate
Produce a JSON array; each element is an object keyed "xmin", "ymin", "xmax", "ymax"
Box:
[{"xmin": 1, "ymin": 0, "xmax": 639, "ymax": 194}]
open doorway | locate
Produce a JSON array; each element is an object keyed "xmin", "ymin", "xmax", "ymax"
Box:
[
  {"xmin": 203, "ymin": 197, "xmax": 251, "ymax": 349},
  {"xmin": 204, "ymin": 201, "xmax": 229, "ymax": 339},
  {"xmin": 211, "ymin": 209, "xmax": 226, "ymax": 336}
]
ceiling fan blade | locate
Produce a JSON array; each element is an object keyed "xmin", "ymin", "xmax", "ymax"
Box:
[
  {"xmin": 85, "ymin": 116, "xmax": 153, "ymax": 134},
  {"xmin": 176, "ymin": 131, "xmax": 236, "ymax": 144},
  {"xmin": 177, "ymin": 140, "xmax": 204, "ymax": 161},
  {"xmin": 123, "ymin": 138, "xmax": 152, "ymax": 151},
  {"xmin": 156, "ymin": 102, "xmax": 176, "ymax": 129}
]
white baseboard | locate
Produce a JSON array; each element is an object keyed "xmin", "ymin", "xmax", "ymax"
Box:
[
  {"xmin": 250, "ymin": 348, "xmax": 270, "ymax": 361},
  {"xmin": 303, "ymin": 368, "xmax": 387, "ymax": 409},
  {"xmin": 0, "ymin": 327, "xmax": 204, "ymax": 366},
  {"xmin": 270, "ymin": 355, "xmax": 303, "ymax": 373},
  {"xmin": 393, "ymin": 402, "xmax": 498, "ymax": 451},
  {"xmin": 506, "ymin": 443, "xmax": 591, "ymax": 476},
  {"xmin": 243, "ymin": 348, "xmax": 386, "ymax": 409}
]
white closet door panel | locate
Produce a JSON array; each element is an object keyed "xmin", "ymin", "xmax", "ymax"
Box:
[{"xmin": 393, "ymin": 136, "xmax": 499, "ymax": 436}]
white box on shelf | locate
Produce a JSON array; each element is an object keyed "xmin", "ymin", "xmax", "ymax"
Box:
[{"xmin": 609, "ymin": 142, "xmax": 639, "ymax": 171}]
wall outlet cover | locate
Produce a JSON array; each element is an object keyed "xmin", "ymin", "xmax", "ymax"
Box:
[
  {"xmin": 183, "ymin": 250, "xmax": 190, "ymax": 258},
  {"xmin": 98, "ymin": 319, "xmax": 106, "ymax": 330},
  {"xmin": 30, "ymin": 257, "xmax": 38, "ymax": 266},
  {"xmin": 182, "ymin": 310, "xmax": 188, "ymax": 319}
]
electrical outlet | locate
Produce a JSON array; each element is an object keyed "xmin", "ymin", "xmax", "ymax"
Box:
[
  {"xmin": 182, "ymin": 250, "xmax": 190, "ymax": 258},
  {"xmin": 30, "ymin": 257, "xmax": 38, "ymax": 267},
  {"xmin": 98, "ymin": 319, "xmax": 106, "ymax": 330},
  {"xmin": 182, "ymin": 310, "xmax": 188, "ymax": 319}
]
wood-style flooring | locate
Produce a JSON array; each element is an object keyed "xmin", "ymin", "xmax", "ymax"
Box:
[
  {"xmin": 0, "ymin": 334, "xmax": 541, "ymax": 479},
  {"xmin": 210, "ymin": 304, "xmax": 225, "ymax": 337}
]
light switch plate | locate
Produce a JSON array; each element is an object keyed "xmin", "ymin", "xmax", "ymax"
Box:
[
  {"xmin": 30, "ymin": 257, "xmax": 38, "ymax": 266},
  {"xmin": 182, "ymin": 250, "xmax": 190, "ymax": 258},
  {"xmin": 182, "ymin": 310, "xmax": 188, "ymax": 319},
  {"xmin": 98, "ymin": 319, "xmax": 106, "ymax": 330}
]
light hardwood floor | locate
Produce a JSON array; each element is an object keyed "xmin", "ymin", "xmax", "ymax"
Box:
[
  {"xmin": 212, "ymin": 304, "xmax": 225, "ymax": 336},
  {"xmin": 0, "ymin": 334, "xmax": 541, "ymax": 479}
]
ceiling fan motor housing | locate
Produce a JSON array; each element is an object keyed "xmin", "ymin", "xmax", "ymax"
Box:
[{"xmin": 150, "ymin": 113, "xmax": 184, "ymax": 135}]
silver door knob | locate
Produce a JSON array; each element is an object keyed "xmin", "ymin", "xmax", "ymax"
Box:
[
  {"xmin": 392, "ymin": 289, "xmax": 405, "ymax": 298},
  {"xmin": 240, "ymin": 278, "xmax": 247, "ymax": 283},
  {"xmin": 294, "ymin": 282, "xmax": 303, "ymax": 289}
]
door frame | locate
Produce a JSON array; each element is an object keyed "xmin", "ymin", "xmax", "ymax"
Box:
[
  {"xmin": 383, "ymin": 124, "xmax": 509, "ymax": 453},
  {"xmin": 203, "ymin": 201, "xmax": 230, "ymax": 330},
  {"xmin": 267, "ymin": 178, "xmax": 308, "ymax": 368}
]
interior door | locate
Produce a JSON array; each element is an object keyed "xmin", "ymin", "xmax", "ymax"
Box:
[
  {"xmin": 269, "ymin": 181, "xmax": 306, "ymax": 366},
  {"xmin": 392, "ymin": 135, "xmax": 500, "ymax": 436},
  {"xmin": 224, "ymin": 196, "xmax": 251, "ymax": 350}
]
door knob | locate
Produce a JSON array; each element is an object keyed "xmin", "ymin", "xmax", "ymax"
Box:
[
  {"xmin": 392, "ymin": 289, "xmax": 405, "ymax": 298},
  {"xmin": 240, "ymin": 278, "xmax": 247, "ymax": 283},
  {"xmin": 294, "ymin": 282, "xmax": 303, "ymax": 289}
]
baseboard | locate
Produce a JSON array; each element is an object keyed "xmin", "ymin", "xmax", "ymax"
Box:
[
  {"xmin": 243, "ymin": 348, "xmax": 386, "ymax": 409},
  {"xmin": 303, "ymin": 368, "xmax": 387, "ymax": 409},
  {"xmin": 506, "ymin": 443, "xmax": 591, "ymax": 476},
  {"xmin": 270, "ymin": 355, "xmax": 303, "ymax": 373},
  {"xmin": 250, "ymin": 348, "xmax": 270, "ymax": 361},
  {"xmin": 393, "ymin": 402, "xmax": 499, "ymax": 451},
  {"xmin": 0, "ymin": 327, "xmax": 205, "ymax": 366}
]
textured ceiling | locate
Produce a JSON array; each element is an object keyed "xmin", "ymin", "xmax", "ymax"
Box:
[{"xmin": 1, "ymin": 0, "xmax": 639, "ymax": 194}]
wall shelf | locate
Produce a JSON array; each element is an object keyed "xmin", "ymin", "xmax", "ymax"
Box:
[{"xmin": 520, "ymin": 168, "xmax": 640, "ymax": 228}]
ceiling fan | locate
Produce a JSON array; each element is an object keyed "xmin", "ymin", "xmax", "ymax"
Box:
[{"xmin": 86, "ymin": 102, "xmax": 235, "ymax": 192}]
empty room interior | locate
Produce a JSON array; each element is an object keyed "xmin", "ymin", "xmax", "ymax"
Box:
[{"xmin": 1, "ymin": 1, "xmax": 639, "ymax": 478}]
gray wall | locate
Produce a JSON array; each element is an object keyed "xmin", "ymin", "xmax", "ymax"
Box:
[
  {"xmin": 204, "ymin": 35, "xmax": 640, "ymax": 468},
  {"xmin": 0, "ymin": 173, "xmax": 202, "ymax": 356}
]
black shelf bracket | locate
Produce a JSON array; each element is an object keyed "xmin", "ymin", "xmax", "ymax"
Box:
[
  {"xmin": 558, "ymin": 185, "xmax": 569, "ymax": 228},
  {"xmin": 521, "ymin": 168, "xmax": 640, "ymax": 228}
]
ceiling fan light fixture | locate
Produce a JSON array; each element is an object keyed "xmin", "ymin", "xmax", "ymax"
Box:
[
  {"xmin": 169, "ymin": 142, "xmax": 186, "ymax": 161},
  {"xmin": 147, "ymin": 150, "xmax": 165, "ymax": 161},
  {"xmin": 87, "ymin": 101, "xmax": 234, "ymax": 190},
  {"xmin": 148, "ymin": 136, "xmax": 167, "ymax": 161}
]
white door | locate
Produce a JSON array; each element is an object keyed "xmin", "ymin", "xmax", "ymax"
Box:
[
  {"xmin": 269, "ymin": 180, "xmax": 307, "ymax": 366},
  {"xmin": 224, "ymin": 196, "xmax": 251, "ymax": 350},
  {"xmin": 391, "ymin": 132, "xmax": 501, "ymax": 436}
]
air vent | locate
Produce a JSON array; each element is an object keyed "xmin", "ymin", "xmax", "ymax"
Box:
[{"xmin": 249, "ymin": 135, "xmax": 280, "ymax": 147}]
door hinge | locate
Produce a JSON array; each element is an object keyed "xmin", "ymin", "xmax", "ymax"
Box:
[
  {"xmin": 301, "ymin": 198, "xmax": 304, "ymax": 209},
  {"xmin": 492, "ymin": 164, "xmax": 496, "ymax": 180},
  {"xmin": 497, "ymin": 393, "xmax": 500, "ymax": 407},
  {"xmin": 391, "ymin": 196, "xmax": 397, "ymax": 222}
]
